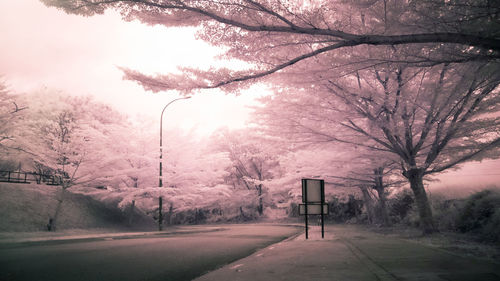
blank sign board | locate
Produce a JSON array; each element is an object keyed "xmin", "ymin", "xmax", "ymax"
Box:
[
  {"xmin": 302, "ymin": 179, "xmax": 324, "ymax": 203},
  {"xmin": 299, "ymin": 204, "xmax": 329, "ymax": 215}
]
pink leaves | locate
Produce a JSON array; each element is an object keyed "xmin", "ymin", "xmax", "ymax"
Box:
[{"xmin": 120, "ymin": 66, "xmax": 261, "ymax": 94}]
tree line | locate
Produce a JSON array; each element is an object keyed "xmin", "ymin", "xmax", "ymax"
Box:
[{"xmin": 8, "ymin": 0, "xmax": 500, "ymax": 233}]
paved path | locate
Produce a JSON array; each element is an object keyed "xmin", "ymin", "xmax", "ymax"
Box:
[
  {"xmin": 0, "ymin": 224, "xmax": 301, "ymax": 281},
  {"xmin": 195, "ymin": 225, "xmax": 500, "ymax": 281}
]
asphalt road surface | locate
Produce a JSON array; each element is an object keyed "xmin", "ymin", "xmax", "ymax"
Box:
[{"xmin": 0, "ymin": 224, "xmax": 302, "ymax": 281}]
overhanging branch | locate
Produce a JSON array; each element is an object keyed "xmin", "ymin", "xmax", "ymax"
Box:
[{"xmin": 426, "ymin": 137, "xmax": 500, "ymax": 174}]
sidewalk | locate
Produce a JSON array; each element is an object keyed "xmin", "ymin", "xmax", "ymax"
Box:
[{"xmin": 194, "ymin": 225, "xmax": 500, "ymax": 281}]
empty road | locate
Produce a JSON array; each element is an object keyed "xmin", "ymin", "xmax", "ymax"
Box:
[{"xmin": 0, "ymin": 224, "xmax": 301, "ymax": 281}]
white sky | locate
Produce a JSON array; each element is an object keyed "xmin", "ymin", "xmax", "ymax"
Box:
[
  {"xmin": 1, "ymin": 0, "xmax": 499, "ymax": 188},
  {"xmin": 0, "ymin": 0, "xmax": 265, "ymax": 135}
]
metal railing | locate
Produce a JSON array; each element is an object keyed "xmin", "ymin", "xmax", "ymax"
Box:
[
  {"xmin": 0, "ymin": 171, "xmax": 30, "ymax": 184},
  {"xmin": 0, "ymin": 171, "xmax": 64, "ymax": 185}
]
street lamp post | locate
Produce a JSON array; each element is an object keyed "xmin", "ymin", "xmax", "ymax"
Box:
[{"xmin": 158, "ymin": 96, "xmax": 191, "ymax": 231}]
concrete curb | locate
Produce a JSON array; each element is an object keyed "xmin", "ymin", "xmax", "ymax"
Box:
[{"xmin": 0, "ymin": 227, "xmax": 227, "ymax": 247}]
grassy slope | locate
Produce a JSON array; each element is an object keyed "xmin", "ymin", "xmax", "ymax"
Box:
[
  {"xmin": 367, "ymin": 225, "xmax": 500, "ymax": 263},
  {"xmin": 0, "ymin": 182, "xmax": 155, "ymax": 232}
]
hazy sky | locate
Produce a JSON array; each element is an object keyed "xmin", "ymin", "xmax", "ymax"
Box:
[{"xmin": 0, "ymin": 0, "xmax": 265, "ymax": 134}]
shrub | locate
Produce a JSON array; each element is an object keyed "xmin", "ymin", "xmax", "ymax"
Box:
[
  {"xmin": 0, "ymin": 159, "xmax": 18, "ymax": 172},
  {"xmin": 481, "ymin": 210, "xmax": 500, "ymax": 243},
  {"xmin": 456, "ymin": 189, "xmax": 500, "ymax": 242},
  {"xmin": 389, "ymin": 189, "xmax": 415, "ymax": 222},
  {"xmin": 326, "ymin": 195, "xmax": 364, "ymax": 223},
  {"xmin": 429, "ymin": 194, "xmax": 463, "ymax": 231}
]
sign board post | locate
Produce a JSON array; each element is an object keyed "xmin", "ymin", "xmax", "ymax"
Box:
[{"xmin": 300, "ymin": 179, "xmax": 327, "ymax": 239}]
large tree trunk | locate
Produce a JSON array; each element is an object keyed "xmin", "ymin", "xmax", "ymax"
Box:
[
  {"xmin": 257, "ymin": 184, "xmax": 263, "ymax": 216},
  {"xmin": 374, "ymin": 168, "xmax": 391, "ymax": 227},
  {"xmin": 376, "ymin": 188, "xmax": 391, "ymax": 226},
  {"xmin": 406, "ymin": 169, "xmax": 437, "ymax": 234},
  {"xmin": 128, "ymin": 200, "xmax": 135, "ymax": 226},
  {"xmin": 239, "ymin": 206, "xmax": 246, "ymax": 219},
  {"xmin": 359, "ymin": 186, "xmax": 376, "ymax": 224},
  {"xmin": 48, "ymin": 188, "xmax": 67, "ymax": 231},
  {"xmin": 166, "ymin": 204, "xmax": 173, "ymax": 225}
]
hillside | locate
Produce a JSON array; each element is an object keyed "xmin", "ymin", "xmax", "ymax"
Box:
[{"xmin": 0, "ymin": 182, "xmax": 155, "ymax": 232}]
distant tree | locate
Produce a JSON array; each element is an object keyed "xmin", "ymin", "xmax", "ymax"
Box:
[
  {"xmin": 20, "ymin": 91, "xmax": 124, "ymax": 231},
  {"xmin": 159, "ymin": 129, "xmax": 230, "ymax": 224},
  {"xmin": 213, "ymin": 128, "xmax": 280, "ymax": 216},
  {"xmin": 103, "ymin": 116, "xmax": 158, "ymax": 190},
  {"xmin": 98, "ymin": 128, "xmax": 231, "ymax": 224},
  {"xmin": 0, "ymin": 80, "xmax": 26, "ymax": 154},
  {"xmin": 256, "ymin": 61, "xmax": 500, "ymax": 233},
  {"xmin": 261, "ymin": 133, "xmax": 402, "ymax": 225},
  {"xmin": 269, "ymin": 145, "xmax": 342, "ymax": 200},
  {"xmin": 327, "ymin": 160, "xmax": 405, "ymax": 226},
  {"xmin": 42, "ymin": 0, "xmax": 500, "ymax": 92}
]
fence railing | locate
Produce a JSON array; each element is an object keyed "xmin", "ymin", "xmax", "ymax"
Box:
[
  {"xmin": 0, "ymin": 171, "xmax": 29, "ymax": 184},
  {"xmin": 0, "ymin": 171, "xmax": 64, "ymax": 185}
]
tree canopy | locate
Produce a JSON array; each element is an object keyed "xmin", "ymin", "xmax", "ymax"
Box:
[{"xmin": 41, "ymin": 0, "xmax": 500, "ymax": 93}]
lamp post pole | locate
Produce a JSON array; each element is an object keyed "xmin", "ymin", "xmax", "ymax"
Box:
[{"xmin": 158, "ymin": 96, "xmax": 191, "ymax": 231}]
